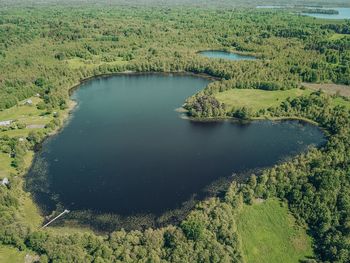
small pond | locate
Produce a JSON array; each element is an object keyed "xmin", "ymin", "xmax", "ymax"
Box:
[
  {"xmin": 26, "ymin": 74, "xmax": 325, "ymax": 230},
  {"xmin": 199, "ymin": 51, "xmax": 257, "ymax": 61}
]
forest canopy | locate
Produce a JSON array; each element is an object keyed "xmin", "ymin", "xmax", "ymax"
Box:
[{"xmin": 0, "ymin": 3, "xmax": 349, "ymax": 263}]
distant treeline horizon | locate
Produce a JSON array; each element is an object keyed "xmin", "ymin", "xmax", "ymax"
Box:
[{"xmin": 1, "ymin": 0, "xmax": 350, "ymax": 8}]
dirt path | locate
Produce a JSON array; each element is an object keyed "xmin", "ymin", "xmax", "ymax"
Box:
[{"xmin": 302, "ymin": 82, "xmax": 350, "ymax": 97}]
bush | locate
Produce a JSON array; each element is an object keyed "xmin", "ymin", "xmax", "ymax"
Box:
[{"xmin": 232, "ymin": 107, "xmax": 252, "ymax": 120}]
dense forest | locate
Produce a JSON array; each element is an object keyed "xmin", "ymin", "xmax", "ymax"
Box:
[{"xmin": 0, "ymin": 3, "xmax": 349, "ymax": 262}]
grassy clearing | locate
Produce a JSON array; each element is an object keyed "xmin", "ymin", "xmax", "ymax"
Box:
[
  {"xmin": 215, "ymin": 88, "xmax": 350, "ymax": 113},
  {"xmin": 0, "ymin": 97, "xmax": 54, "ymax": 178},
  {"xmin": 332, "ymin": 97, "xmax": 350, "ymax": 110},
  {"xmin": 0, "ymin": 246, "xmax": 26, "ymax": 263},
  {"xmin": 0, "ymin": 153, "xmax": 16, "ymax": 178},
  {"xmin": 236, "ymin": 199, "xmax": 314, "ymax": 263},
  {"xmin": 329, "ymin": 33, "xmax": 350, "ymax": 41},
  {"xmin": 20, "ymin": 193, "xmax": 43, "ymax": 229},
  {"xmin": 66, "ymin": 56, "xmax": 127, "ymax": 70},
  {"xmin": 0, "ymin": 96, "xmax": 52, "ymax": 131},
  {"xmin": 215, "ymin": 88, "xmax": 311, "ymax": 112},
  {"xmin": 0, "ymin": 97, "xmax": 42, "ymax": 120},
  {"xmin": 18, "ymin": 152, "xmax": 43, "ymax": 229}
]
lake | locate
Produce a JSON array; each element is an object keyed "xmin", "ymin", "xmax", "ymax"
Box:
[
  {"xmin": 303, "ymin": 8, "xmax": 350, "ymax": 20},
  {"xmin": 256, "ymin": 6, "xmax": 350, "ymax": 20},
  {"xmin": 199, "ymin": 51, "xmax": 257, "ymax": 61},
  {"xmin": 26, "ymin": 74, "xmax": 325, "ymax": 229}
]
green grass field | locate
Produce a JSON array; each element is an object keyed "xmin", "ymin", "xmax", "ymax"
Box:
[
  {"xmin": 0, "ymin": 97, "xmax": 42, "ymax": 120},
  {"xmin": 66, "ymin": 56, "xmax": 127, "ymax": 70},
  {"xmin": 329, "ymin": 33, "xmax": 350, "ymax": 41},
  {"xmin": 0, "ymin": 96, "xmax": 52, "ymax": 135},
  {"xmin": 0, "ymin": 246, "xmax": 26, "ymax": 263},
  {"xmin": 215, "ymin": 88, "xmax": 311, "ymax": 112},
  {"xmin": 236, "ymin": 199, "xmax": 314, "ymax": 263},
  {"xmin": 331, "ymin": 97, "xmax": 350, "ymax": 110},
  {"xmin": 215, "ymin": 88, "xmax": 350, "ymax": 113}
]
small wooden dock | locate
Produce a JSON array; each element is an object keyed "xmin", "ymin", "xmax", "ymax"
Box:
[{"xmin": 42, "ymin": 209, "xmax": 70, "ymax": 228}]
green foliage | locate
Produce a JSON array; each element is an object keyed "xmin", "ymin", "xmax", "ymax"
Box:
[
  {"xmin": 250, "ymin": 92, "xmax": 350, "ymax": 262},
  {"xmin": 185, "ymin": 94, "xmax": 226, "ymax": 118},
  {"xmin": 215, "ymin": 88, "xmax": 311, "ymax": 116},
  {"xmin": 1, "ymin": 145, "xmax": 11, "ymax": 154},
  {"xmin": 231, "ymin": 107, "xmax": 252, "ymax": 120},
  {"xmin": 0, "ymin": 4, "xmax": 349, "ymax": 263},
  {"xmin": 181, "ymin": 219, "xmax": 205, "ymax": 241},
  {"xmin": 27, "ymin": 131, "xmax": 45, "ymax": 146}
]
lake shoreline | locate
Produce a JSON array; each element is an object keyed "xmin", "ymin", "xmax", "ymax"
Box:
[
  {"xmin": 197, "ymin": 50, "xmax": 259, "ymax": 60},
  {"xmin": 25, "ymin": 71, "xmax": 218, "ymax": 230},
  {"xmin": 36, "ymin": 71, "xmax": 219, "ymax": 153},
  {"xmin": 68, "ymin": 71, "xmax": 220, "ymax": 96},
  {"xmin": 183, "ymin": 113, "xmax": 320, "ymax": 127},
  {"xmin": 197, "ymin": 49, "xmax": 260, "ymax": 59},
  {"xmin": 46, "ymin": 165, "xmax": 281, "ymax": 233},
  {"xmin": 25, "ymin": 71, "xmax": 325, "ymax": 232}
]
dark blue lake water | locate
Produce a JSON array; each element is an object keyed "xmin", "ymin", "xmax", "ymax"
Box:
[
  {"xmin": 199, "ymin": 51, "xmax": 256, "ymax": 61},
  {"xmin": 26, "ymin": 74, "xmax": 325, "ymax": 220}
]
